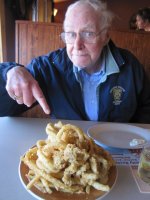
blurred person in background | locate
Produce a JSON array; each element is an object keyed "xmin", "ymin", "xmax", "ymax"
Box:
[{"xmin": 136, "ymin": 7, "xmax": 150, "ymax": 32}]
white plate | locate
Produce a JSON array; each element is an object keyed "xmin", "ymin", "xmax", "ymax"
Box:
[{"xmin": 87, "ymin": 123, "xmax": 150, "ymax": 149}]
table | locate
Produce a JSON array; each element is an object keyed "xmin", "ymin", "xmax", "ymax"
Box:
[{"xmin": 0, "ymin": 117, "xmax": 150, "ymax": 200}]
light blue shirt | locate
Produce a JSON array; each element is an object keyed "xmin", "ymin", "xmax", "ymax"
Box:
[{"xmin": 73, "ymin": 45, "xmax": 120, "ymax": 121}]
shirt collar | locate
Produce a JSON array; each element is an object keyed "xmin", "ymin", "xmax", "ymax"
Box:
[{"xmin": 104, "ymin": 44, "xmax": 120, "ymax": 75}]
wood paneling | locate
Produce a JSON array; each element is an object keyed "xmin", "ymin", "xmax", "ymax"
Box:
[
  {"xmin": 16, "ymin": 21, "xmax": 64, "ymax": 66},
  {"xmin": 15, "ymin": 21, "xmax": 150, "ymax": 118},
  {"xmin": 110, "ymin": 29, "xmax": 150, "ymax": 76}
]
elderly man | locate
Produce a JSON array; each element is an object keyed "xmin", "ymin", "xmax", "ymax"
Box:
[{"xmin": 0, "ymin": 0, "xmax": 150, "ymax": 123}]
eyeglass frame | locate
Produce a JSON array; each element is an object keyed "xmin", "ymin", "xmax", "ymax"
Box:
[{"xmin": 60, "ymin": 28, "xmax": 106, "ymax": 44}]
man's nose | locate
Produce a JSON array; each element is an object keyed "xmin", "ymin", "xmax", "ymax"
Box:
[{"xmin": 73, "ymin": 34, "xmax": 84, "ymax": 49}]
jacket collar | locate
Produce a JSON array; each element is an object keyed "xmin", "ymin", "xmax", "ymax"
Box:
[{"xmin": 108, "ymin": 39, "xmax": 125, "ymax": 68}]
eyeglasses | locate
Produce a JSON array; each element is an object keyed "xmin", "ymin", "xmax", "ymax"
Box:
[{"xmin": 60, "ymin": 30, "xmax": 105, "ymax": 44}]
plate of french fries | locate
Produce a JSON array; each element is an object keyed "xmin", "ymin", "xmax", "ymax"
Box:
[{"xmin": 19, "ymin": 121, "xmax": 117, "ymax": 200}]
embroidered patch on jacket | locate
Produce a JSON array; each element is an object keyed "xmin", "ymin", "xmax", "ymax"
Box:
[{"xmin": 110, "ymin": 86, "xmax": 125, "ymax": 105}]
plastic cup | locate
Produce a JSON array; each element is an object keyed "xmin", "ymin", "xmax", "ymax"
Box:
[{"xmin": 138, "ymin": 145, "xmax": 150, "ymax": 184}]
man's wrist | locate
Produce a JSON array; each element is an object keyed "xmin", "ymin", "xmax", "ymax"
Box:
[{"xmin": 5, "ymin": 64, "xmax": 24, "ymax": 80}]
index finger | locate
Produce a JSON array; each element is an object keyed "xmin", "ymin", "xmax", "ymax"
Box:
[{"xmin": 32, "ymin": 85, "xmax": 50, "ymax": 115}]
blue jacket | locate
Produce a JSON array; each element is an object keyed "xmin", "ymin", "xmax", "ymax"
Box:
[{"xmin": 0, "ymin": 41, "xmax": 150, "ymax": 123}]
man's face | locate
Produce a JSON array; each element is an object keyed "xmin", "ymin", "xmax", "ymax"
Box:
[{"xmin": 64, "ymin": 5, "xmax": 108, "ymax": 73}]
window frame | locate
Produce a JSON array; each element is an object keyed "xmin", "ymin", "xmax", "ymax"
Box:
[{"xmin": 0, "ymin": 0, "xmax": 7, "ymax": 62}]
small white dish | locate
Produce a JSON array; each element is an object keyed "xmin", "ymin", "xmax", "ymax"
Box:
[{"xmin": 87, "ymin": 123, "xmax": 150, "ymax": 149}]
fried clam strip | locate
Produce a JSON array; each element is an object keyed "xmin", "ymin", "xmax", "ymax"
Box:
[
  {"xmin": 45, "ymin": 121, "xmax": 65, "ymax": 143},
  {"xmin": 23, "ymin": 149, "xmax": 83, "ymax": 193},
  {"xmin": 21, "ymin": 121, "xmax": 115, "ymax": 194},
  {"xmin": 47, "ymin": 123, "xmax": 91, "ymax": 151}
]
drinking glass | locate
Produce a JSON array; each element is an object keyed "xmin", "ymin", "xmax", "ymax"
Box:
[{"xmin": 138, "ymin": 145, "xmax": 150, "ymax": 184}]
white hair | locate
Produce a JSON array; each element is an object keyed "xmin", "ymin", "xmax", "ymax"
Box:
[{"xmin": 63, "ymin": 0, "xmax": 114, "ymax": 31}]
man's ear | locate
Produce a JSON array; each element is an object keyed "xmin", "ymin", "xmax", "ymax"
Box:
[
  {"xmin": 101, "ymin": 28, "xmax": 110, "ymax": 46},
  {"xmin": 104, "ymin": 29, "xmax": 110, "ymax": 45}
]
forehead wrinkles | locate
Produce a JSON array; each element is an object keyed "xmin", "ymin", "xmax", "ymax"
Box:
[{"xmin": 64, "ymin": 5, "xmax": 100, "ymax": 30}]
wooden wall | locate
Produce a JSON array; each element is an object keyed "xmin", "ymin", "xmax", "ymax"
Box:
[
  {"xmin": 16, "ymin": 21, "xmax": 150, "ymax": 74},
  {"xmin": 16, "ymin": 21, "xmax": 64, "ymax": 66},
  {"xmin": 110, "ymin": 29, "xmax": 150, "ymax": 76}
]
